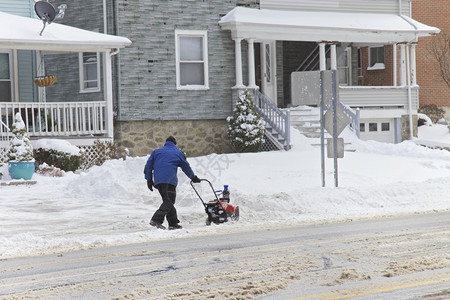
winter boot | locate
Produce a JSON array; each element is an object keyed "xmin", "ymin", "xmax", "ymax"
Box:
[{"xmin": 150, "ymin": 220, "xmax": 166, "ymax": 230}]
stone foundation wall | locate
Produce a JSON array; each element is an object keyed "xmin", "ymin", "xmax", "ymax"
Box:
[
  {"xmin": 114, "ymin": 120, "xmax": 233, "ymax": 157},
  {"xmin": 401, "ymin": 114, "xmax": 418, "ymax": 141}
]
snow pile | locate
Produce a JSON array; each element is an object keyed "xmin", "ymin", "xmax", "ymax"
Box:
[
  {"xmin": 35, "ymin": 139, "xmax": 81, "ymax": 155},
  {"xmin": 1, "ymin": 126, "xmax": 450, "ymax": 259}
]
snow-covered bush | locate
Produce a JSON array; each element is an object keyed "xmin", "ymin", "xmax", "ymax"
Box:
[
  {"xmin": 417, "ymin": 113, "xmax": 433, "ymax": 127},
  {"xmin": 36, "ymin": 163, "xmax": 64, "ymax": 177},
  {"xmin": 7, "ymin": 113, "xmax": 34, "ymax": 162},
  {"xmin": 418, "ymin": 104, "xmax": 445, "ymax": 123},
  {"xmin": 227, "ymin": 90, "xmax": 265, "ymax": 152},
  {"xmin": 34, "ymin": 139, "xmax": 83, "ymax": 172}
]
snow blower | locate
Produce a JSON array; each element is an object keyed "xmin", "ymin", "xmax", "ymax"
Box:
[{"xmin": 190, "ymin": 179, "xmax": 239, "ymax": 225}]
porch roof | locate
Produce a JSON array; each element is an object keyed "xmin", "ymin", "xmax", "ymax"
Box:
[
  {"xmin": 0, "ymin": 11, "xmax": 131, "ymax": 52},
  {"xmin": 219, "ymin": 7, "xmax": 440, "ymax": 44}
]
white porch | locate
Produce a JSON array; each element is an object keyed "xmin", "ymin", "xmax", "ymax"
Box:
[
  {"xmin": 0, "ymin": 11, "xmax": 131, "ymax": 159},
  {"xmin": 219, "ymin": 7, "xmax": 439, "ymax": 143}
]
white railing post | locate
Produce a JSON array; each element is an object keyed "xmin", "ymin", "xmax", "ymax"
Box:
[{"xmin": 104, "ymin": 50, "xmax": 114, "ymax": 139}]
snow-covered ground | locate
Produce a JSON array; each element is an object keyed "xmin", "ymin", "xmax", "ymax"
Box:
[{"xmin": 1, "ymin": 125, "xmax": 450, "ymax": 259}]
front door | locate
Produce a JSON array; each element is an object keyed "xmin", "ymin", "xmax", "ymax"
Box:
[
  {"xmin": 337, "ymin": 46, "xmax": 351, "ymax": 85},
  {"xmin": 261, "ymin": 41, "xmax": 277, "ymax": 104}
]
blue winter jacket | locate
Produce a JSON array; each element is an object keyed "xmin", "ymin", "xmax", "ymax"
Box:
[{"xmin": 144, "ymin": 141, "xmax": 195, "ymax": 186}]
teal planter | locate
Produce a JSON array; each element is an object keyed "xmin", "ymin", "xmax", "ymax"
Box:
[{"xmin": 8, "ymin": 161, "xmax": 35, "ymax": 180}]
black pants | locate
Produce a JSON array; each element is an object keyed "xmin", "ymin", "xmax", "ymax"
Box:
[{"xmin": 151, "ymin": 183, "xmax": 179, "ymax": 226}]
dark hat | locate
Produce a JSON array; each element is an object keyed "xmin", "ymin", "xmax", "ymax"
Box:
[{"xmin": 166, "ymin": 136, "xmax": 177, "ymax": 145}]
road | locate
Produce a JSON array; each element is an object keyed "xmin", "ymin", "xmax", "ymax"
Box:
[{"xmin": 0, "ymin": 212, "xmax": 449, "ymax": 299}]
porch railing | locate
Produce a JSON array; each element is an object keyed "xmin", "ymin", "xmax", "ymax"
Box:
[
  {"xmin": 0, "ymin": 102, "xmax": 108, "ymax": 138},
  {"xmin": 254, "ymin": 90, "xmax": 291, "ymax": 150},
  {"xmin": 0, "ymin": 119, "xmax": 10, "ymax": 143},
  {"xmin": 337, "ymin": 102, "xmax": 360, "ymax": 138}
]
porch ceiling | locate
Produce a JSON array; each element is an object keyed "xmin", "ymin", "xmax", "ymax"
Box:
[
  {"xmin": 0, "ymin": 11, "xmax": 131, "ymax": 52},
  {"xmin": 219, "ymin": 7, "xmax": 440, "ymax": 44}
]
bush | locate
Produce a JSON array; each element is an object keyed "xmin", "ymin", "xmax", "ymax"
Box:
[
  {"xmin": 34, "ymin": 148, "xmax": 82, "ymax": 172},
  {"xmin": 227, "ymin": 90, "xmax": 265, "ymax": 152},
  {"xmin": 36, "ymin": 163, "xmax": 64, "ymax": 177},
  {"xmin": 8, "ymin": 113, "xmax": 34, "ymax": 162},
  {"xmin": 418, "ymin": 104, "xmax": 445, "ymax": 123}
]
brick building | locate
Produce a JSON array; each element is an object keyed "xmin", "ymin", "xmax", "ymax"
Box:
[{"xmin": 413, "ymin": 0, "xmax": 450, "ymax": 118}]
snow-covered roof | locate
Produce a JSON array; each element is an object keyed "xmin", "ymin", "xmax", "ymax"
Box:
[
  {"xmin": 219, "ymin": 7, "xmax": 440, "ymax": 44},
  {"xmin": 0, "ymin": 11, "xmax": 131, "ymax": 52}
]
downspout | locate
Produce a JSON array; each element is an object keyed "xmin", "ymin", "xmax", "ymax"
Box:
[
  {"xmin": 399, "ymin": 0, "xmax": 418, "ymax": 139},
  {"xmin": 114, "ymin": 0, "xmax": 122, "ymax": 123},
  {"xmin": 103, "ymin": 0, "xmax": 107, "ymax": 34},
  {"xmin": 406, "ymin": 45, "xmax": 413, "ymax": 139}
]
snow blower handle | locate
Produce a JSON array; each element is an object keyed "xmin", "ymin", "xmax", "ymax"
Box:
[{"xmin": 190, "ymin": 178, "xmax": 221, "ymax": 205}]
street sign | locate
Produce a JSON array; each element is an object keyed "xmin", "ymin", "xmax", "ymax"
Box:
[
  {"xmin": 327, "ymin": 138, "xmax": 344, "ymax": 158},
  {"xmin": 324, "ymin": 105, "xmax": 350, "ymax": 137}
]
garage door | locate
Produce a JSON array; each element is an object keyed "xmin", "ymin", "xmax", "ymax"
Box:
[{"xmin": 359, "ymin": 119, "xmax": 395, "ymax": 143}]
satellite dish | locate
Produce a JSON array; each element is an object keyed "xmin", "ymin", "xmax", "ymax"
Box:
[
  {"xmin": 35, "ymin": 1, "xmax": 57, "ymax": 23},
  {"xmin": 34, "ymin": 1, "xmax": 66, "ymax": 36}
]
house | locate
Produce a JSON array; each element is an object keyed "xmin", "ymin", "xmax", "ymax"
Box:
[
  {"xmin": 0, "ymin": 1, "xmax": 131, "ymax": 164},
  {"xmin": 1, "ymin": 0, "xmax": 439, "ymax": 163},
  {"xmin": 412, "ymin": 0, "xmax": 450, "ymax": 119}
]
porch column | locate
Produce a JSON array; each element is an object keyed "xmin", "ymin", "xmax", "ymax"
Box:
[
  {"xmin": 410, "ymin": 43, "xmax": 417, "ymax": 86},
  {"xmin": 399, "ymin": 43, "xmax": 407, "ymax": 86},
  {"xmin": 330, "ymin": 43, "xmax": 337, "ymax": 70},
  {"xmin": 247, "ymin": 38, "xmax": 257, "ymax": 89},
  {"xmin": 103, "ymin": 50, "xmax": 114, "ymax": 139},
  {"xmin": 393, "ymin": 44, "xmax": 397, "ymax": 86},
  {"xmin": 233, "ymin": 38, "xmax": 245, "ymax": 89},
  {"xmin": 319, "ymin": 42, "xmax": 326, "ymax": 71}
]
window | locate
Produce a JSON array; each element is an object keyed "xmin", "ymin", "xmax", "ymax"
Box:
[
  {"xmin": 0, "ymin": 52, "xmax": 12, "ymax": 102},
  {"xmin": 360, "ymin": 123, "xmax": 365, "ymax": 132},
  {"xmin": 368, "ymin": 46, "xmax": 385, "ymax": 70},
  {"xmin": 79, "ymin": 52, "xmax": 100, "ymax": 93},
  {"xmin": 265, "ymin": 44, "xmax": 271, "ymax": 83},
  {"xmin": 381, "ymin": 122, "xmax": 390, "ymax": 131},
  {"xmin": 357, "ymin": 48, "xmax": 362, "ymax": 77},
  {"xmin": 175, "ymin": 30, "xmax": 209, "ymax": 90},
  {"xmin": 369, "ymin": 123, "xmax": 378, "ymax": 132}
]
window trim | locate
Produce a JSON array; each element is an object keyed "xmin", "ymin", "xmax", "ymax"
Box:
[
  {"xmin": 79, "ymin": 52, "xmax": 101, "ymax": 93},
  {"xmin": 175, "ymin": 30, "xmax": 209, "ymax": 90}
]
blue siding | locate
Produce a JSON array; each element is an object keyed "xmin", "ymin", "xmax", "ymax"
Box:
[
  {"xmin": 18, "ymin": 50, "xmax": 37, "ymax": 102},
  {"xmin": 0, "ymin": 0, "xmax": 34, "ymax": 17}
]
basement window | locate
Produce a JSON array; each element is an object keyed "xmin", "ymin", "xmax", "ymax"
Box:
[{"xmin": 369, "ymin": 123, "xmax": 378, "ymax": 132}]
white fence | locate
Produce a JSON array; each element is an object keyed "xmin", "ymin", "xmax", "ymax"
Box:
[{"xmin": 0, "ymin": 102, "xmax": 108, "ymax": 139}]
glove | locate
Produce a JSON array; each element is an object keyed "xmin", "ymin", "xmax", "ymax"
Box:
[
  {"xmin": 147, "ymin": 180, "xmax": 154, "ymax": 191},
  {"xmin": 192, "ymin": 176, "xmax": 201, "ymax": 183}
]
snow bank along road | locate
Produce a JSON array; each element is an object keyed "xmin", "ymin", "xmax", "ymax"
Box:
[{"xmin": 0, "ymin": 212, "xmax": 449, "ymax": 299}]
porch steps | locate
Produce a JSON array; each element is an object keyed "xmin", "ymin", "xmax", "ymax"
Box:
[
  {"xmin": 264, "ymin": 124, "xmax": 287, "ymax": 150},
  {"xmin": 285, "ymin": 106, "xmax": 356, "ymax": 151}
]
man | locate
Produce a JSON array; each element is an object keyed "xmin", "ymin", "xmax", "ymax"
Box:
[{"xmin": 144, "ymin": 136, "xmax": 200, "ymax": 230}]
